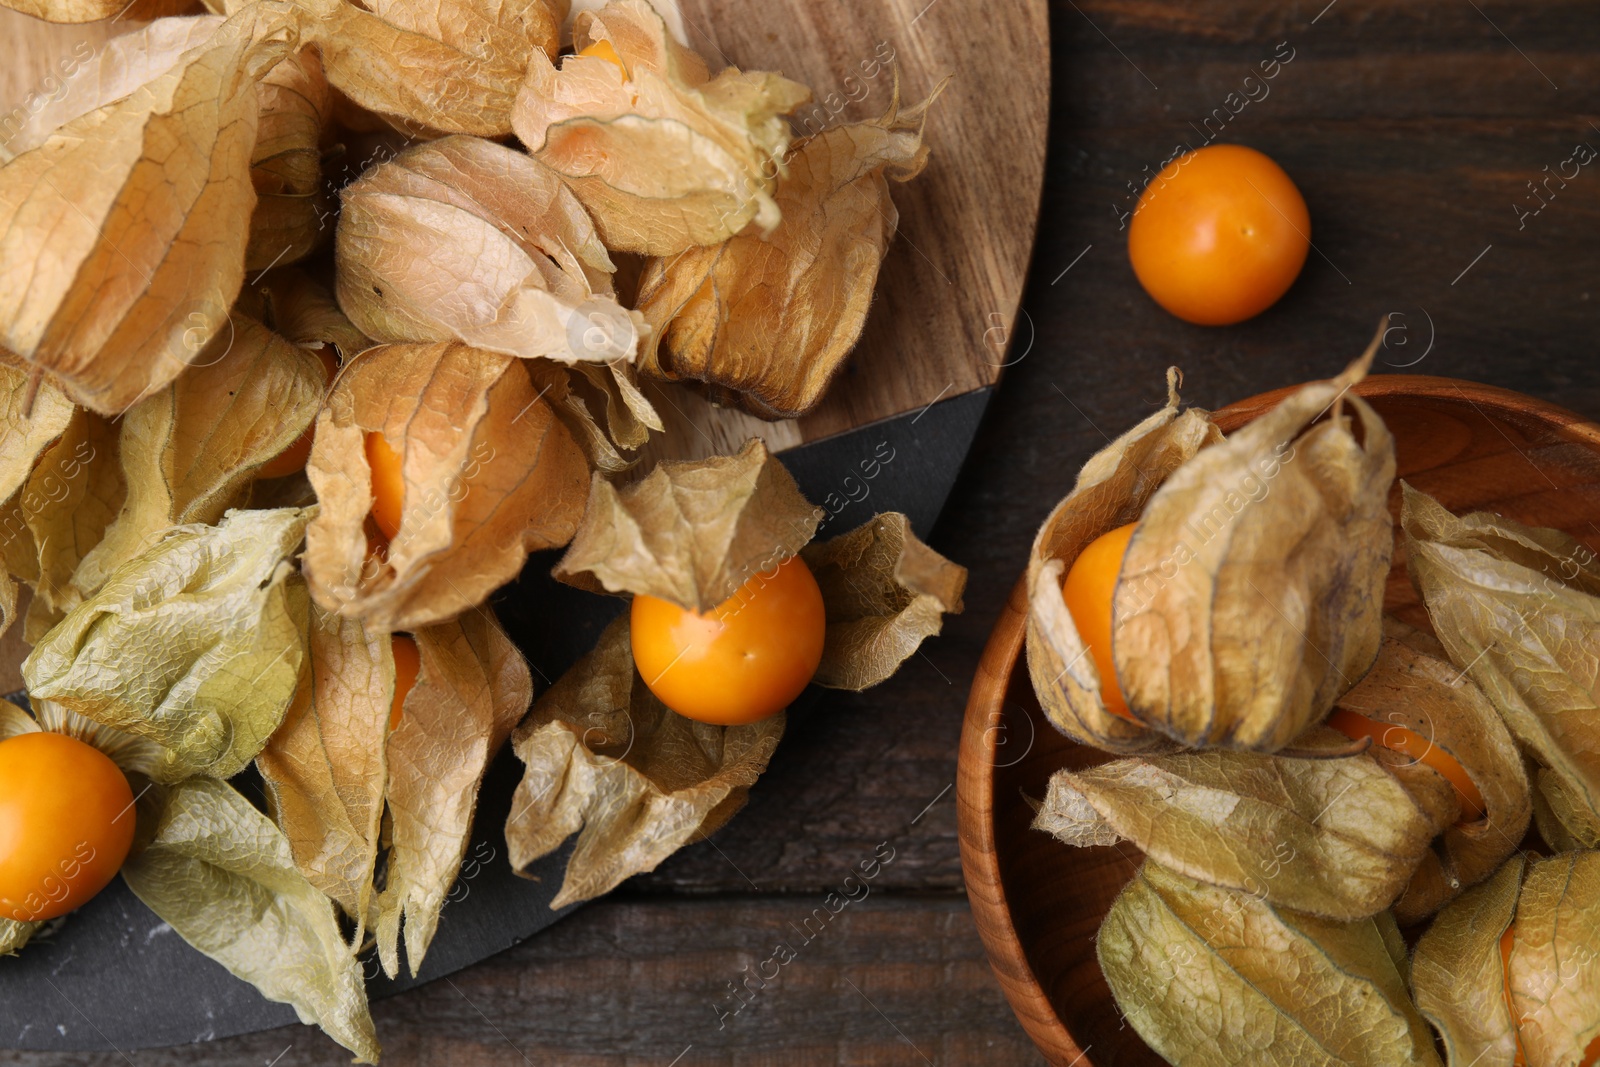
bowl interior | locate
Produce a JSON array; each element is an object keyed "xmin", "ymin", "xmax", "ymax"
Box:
[{"xmin": 962, "ymin": 376, "xmax": 1600, "ymax": 1067}]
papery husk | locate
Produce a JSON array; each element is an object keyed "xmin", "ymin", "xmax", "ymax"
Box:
[
  {"xmin": 1533, "ymin": 767, "xmax": 1600, "ymax": 850},
  {"xmin": 511, "ymin": 0, "xmax": 810, "ymax": 256},
  {"xmin": 1099, "ymin": 861, "xmax": 1441, "ymax": 1067},
  {"xmin": 1034, "ymin": 727, "xmax": 1436, "ymax": 920},
  {"xmin": 0, "ymin": 0, "xmax": 190, "ymax": 22},
  {"xmin": 296, "ymin": 0, "xmax": 562, "ymax": 136},
  {"xmin": 0, "ymin": 4, "xmax": 300, "ymax": 414},
  {"xmin": 256, "ymin": 602, "xmax": 390, "ymax": 938},
  {"xmin": 72, "ymin": 316, "xmax": 327, "ymax": 597},
  {"xmin": 1025, "ymin": 370, "xmax": 1222, "ymax": 754},
  {"xmin": 0, "ymin": 355, "xmax": 90, "ymax": 636},
  {"xmin": 554, "ymin": 437, "xmax": 820, "ymax": 612},
  {"xmin": 246, "ymin": 47, "xmax": 333, "ymax": 271},
  {"xmin": 121, "ymin": 777, "xmax": 379, "ymax": 1063},
  {"xmin": 1403, "ymin": 483, "xmax": 1600, "ymax": 835},
  {"xmin": 1115, "ymin": 349, "xmax": 1395, "ymax": 751},
  {"xmin": 7, "ymin": 406, "xmax": 124, "ymax": 639},
  {"xmin": 335, "ymin": 134, "xmax": 646, "ymax": 366},
  {"xmin": 505, "ymin": 614, "xmax": 782, "ymax": 908},
  {"xmin": 1414, "ymin": 851, "xmax": 1600, "ymax": 1067},
  {"xmin": 1411, "ymin": 855, "xmax": 1523, "ymax": 1067},
  {"xmin": 303, "ymin": 342, "xmax": 588, "ymax": 631},
  {"xmin": 375, "ymin": 608, "xmax": 530, "ymax": 977},
  {"xmin": 800, "ymin": 511, "xmax": 966, "ymax": 690},
  {"xmin": 23, "ymin": 507, "xmax": 312, "ymax": 782},
  {"xmin": 524, "ymin": 360, "xmax": 652, "ymax": 473},
  {"xmin": 0, "ymin": 16, "xmax": 225, "ymax": 162},
  {"xmin": 1336, "ymin": 620, "xmax": 1531, "ymax": 923},
  {"xmin": 255, "ymin": 268, "xmax": 370, "ymax": 361},
  {"xmin": 634, "ymin": 83, "xmax": 936, "ymax": 419}
]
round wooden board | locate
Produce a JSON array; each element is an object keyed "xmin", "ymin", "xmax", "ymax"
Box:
[
  {"xmin": 0, "ymin": 0, "xmax": 1049, "ymax": 1053},
  {"xmin": 958, "ymin": 376, "xmax": 1600, "ymax": 1067}
]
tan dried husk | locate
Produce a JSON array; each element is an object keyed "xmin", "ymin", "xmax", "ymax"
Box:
[
  {"xmin": 376, "ymin": 609, "xmax": 529, "ymax": 977},
  {"xmin": 554, "ymin": 437, "xmax": 820, "ymax": 612},
  {"xmin": 1033, "ymin": 726, "xmax": 1436, "ymax": 920},
  {"xmin": 1115, "ymin": 350, "xmax": 1394, "ymax": 751},
  {"xmin": 505, "ymin": 614, "xmax": 783, "ymax": 908},
  {"xmin": 254, "ymin": 268, "xmax": 370, "ymax": 361},
  {"xmin": 0, "ymin": 354, "xmax": 83, "ymax": 637},
  {"xmin": 0, "ymin": 0, "xmax": 190, "ymax": 20},
  {"xmin": 246, "ymin": 47, "xmax": 333, "ymax": 272},
  {"xmin": 800, "ymin": 511, "xmax": 966, "ymax": 691},
  {"xmin": 23, "ymin": 507, "xmax": 313, "ymax": 782},
  {"xmin": 1402, "ymin": 483, "xmax": 1600, "ymax": 828},
  {"xmin": 256, "ymin": 602, "xmax": 391, "ymax": 939},
  {"xmin": 1411, "ymin": 855, "xmax": 1523, "ymax": 1067},
  {"xmin": 1533, "ymin": 766, "xmax": 1600, "ymax": 850},
  {"xmin": 295, "ymin": 0, "xmax": 562, "ymax": 136},
  {"xmin": 1100, "ymin": 861, "xmax": 1441, "ymax": 1067},
  {"xmin": 524, "ymin": 359, "xmax": 657, "ymax": 473},
  {"xmin": 121, "ymin": 777, "xmax": 380, "ymax": 1063},
  {"xmin": 303, "ymin": 341, "xmax": 589, "ymax": 631},
  {"xmin": 0, "ymin": 16, "xmax": 226, "ymax": 162},
  {"xmin": 1414, "ymin": 851, "xmax": 1600, "ymax": 1067},
  {"xmin": 0, "ymin": 4, "xmax": 300, "ymax": 414},
  {"xmin": 1025, "ymin": 370, "xmax": 1221, "ymax": 754},
  {"xmin": 635, "ymin": 82, "xmax": 937, "ymax": 419},
  {"xmin": 511, "ymin": 0, "xmax": 810, "ymax": 255},
  {"xmin": 335, "ymin": 135, "xmax": 649, "ymax": 367},
  {"xmin": 72, "ymin": 315, "xmax": 327, "ymax": 598},
  {"xmin": 1336, "ymin": 620, "xmax": 1531, "ymax": 923},
  {"xmin": 7, "ymin": 406, "xmax": 125, "ymax": 642}
]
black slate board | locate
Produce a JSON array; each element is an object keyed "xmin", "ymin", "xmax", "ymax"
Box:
[{"xmin": 0, "ymin": 385, "xmax": 992, "ymax": 1053}]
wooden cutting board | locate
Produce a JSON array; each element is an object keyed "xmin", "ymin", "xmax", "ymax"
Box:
[{"xmin": 0, "ymin": 0, "xmax": 1048, "ymax": 688}]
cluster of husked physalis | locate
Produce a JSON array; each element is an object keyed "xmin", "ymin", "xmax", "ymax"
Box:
[
  {"xmin": 1025, "ymin": 337, "xmax": 1600, "ymax": 1067},
  {"xmin": 0, "ymin": 0, "xmax": 953, "ymax": 1059}
]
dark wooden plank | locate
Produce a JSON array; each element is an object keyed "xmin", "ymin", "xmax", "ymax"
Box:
[{"xmin": 0, "ymin": 896, "xmax": 1044, "ymax": 1066}]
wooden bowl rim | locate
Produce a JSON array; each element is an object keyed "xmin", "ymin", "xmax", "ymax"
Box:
[{"xmin": 955, "ymin": 374, "xmax": 1600, "ymax": 1066}]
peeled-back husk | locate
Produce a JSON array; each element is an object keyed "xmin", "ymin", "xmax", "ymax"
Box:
[
  {"xmin": 553, "ymin": 437, "xmax": 820, "ymax": 612},
  {"xmin": 1033, "ymin": 727, "xmax": 1437, "ymax": 920},
  {"xmin": 505, "ymin": 614, "xmax": 782, "ymax": 909},
  {"xmin": 1335, "ymin": 620, "xmax": 1531, "ymax": 923},
  {"xmin": 1403, "ymin": 482, "xmax": 1600, "ymax": 833},
  {"xmin": 1414, "ymin": 851, "xmax": 1600, "ymax": 1067},
  {"xmin": 634, "ymin": 83, "xmax": 938, "ymax": 419},
  {"xmin": 511, "ymin": 0, "xmax": 809, "ymax": 256},
  {"xmin": 1411, "ymin": 854, "xmax": 1523, "ymax": 1067},
  {"xmin": 256, "ymin": 603, "xmax": 391, "ymax": 940},
  {"xmin": 800, "ymin": 511, "xmax": 966, "ymax": 691},
  {"xmin": 335, "ymin": 134, "xmax": 647, "ymax": 367},
  {"xmin": 375, "ymin": 609, "xmax": 530, "ymax": 977},
  {"xmin": 1099, "ymin": 861, "xmax": 1441, "ymax": 1067},
  {"xmin": 1025, "ymin": 369, "xmax": 1222, "ymax": 753},
  {"xmin": 303, "ymin": 342, "xmax": 589, "ymax": 631},
  {"xmin": 1114, "ymin": 350, "xmax": 1395, "ymax": 751}
]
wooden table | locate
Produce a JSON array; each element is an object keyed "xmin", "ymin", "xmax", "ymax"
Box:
[{"xmin": 5, "ymin": 1, "xmax": 1599, "ymax": 1063}]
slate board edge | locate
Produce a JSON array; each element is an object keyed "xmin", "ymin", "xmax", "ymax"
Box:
[{"xmin": 0, "ymin": 384, "xmax": 995, "ymax": 1053}]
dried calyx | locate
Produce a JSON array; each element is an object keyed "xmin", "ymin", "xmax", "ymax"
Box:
[{"xmin": 1027, "ymin": 339, "xmax": 1395, "ymax": 755}]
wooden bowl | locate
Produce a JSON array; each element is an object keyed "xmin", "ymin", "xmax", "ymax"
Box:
[{"xmin": 956, "ymin": 375, "xmax": 1600, "ymax": 1067}]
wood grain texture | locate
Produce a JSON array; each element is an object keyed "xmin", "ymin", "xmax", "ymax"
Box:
[
  {"xmin": 959, "ymin": 379, "xmax": 1600, "ymax": 1066},
  {"xmin": 0, "ymin": 895, "xmax": 1040, "ymax": 1066},
  {"xmin": 0, "ymin": 0, "xmax": 1050, "ymax": 465}
]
